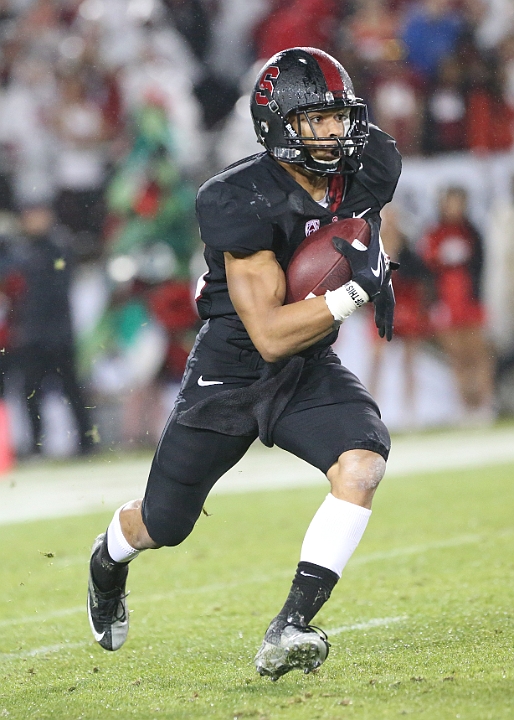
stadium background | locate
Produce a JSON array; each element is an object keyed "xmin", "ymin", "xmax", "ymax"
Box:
[
  {"xmin": 0, "ymin": 0, "xmax": 513, "ymax": 456},
  {"xmin": 0, "ymin": 4, "xmax": 513, "ymax": 718}
]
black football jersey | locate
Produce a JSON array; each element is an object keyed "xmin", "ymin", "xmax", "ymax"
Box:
[{"xmin": 195, "ymin": 124, "xmax": 401, "ymax": 352}]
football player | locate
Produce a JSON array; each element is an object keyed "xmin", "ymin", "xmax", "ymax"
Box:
[{"xmin": 87, "ymin": 47, "xmax": 402, "ymax": 680}]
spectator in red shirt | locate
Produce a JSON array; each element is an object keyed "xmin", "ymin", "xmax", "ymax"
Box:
[{"xmin": 420, "ymin": 186, "xmax": 495, "ymax": 424}]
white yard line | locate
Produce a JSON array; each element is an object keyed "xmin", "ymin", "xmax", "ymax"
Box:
[
  {"xmin": 0, "ymin": 619, "xmax": 405, "ymax": 664},
  {"xmin": 328, "ymin": 616, "xmax": 407, "ymax": 635},
  {"xmin": 0, "ymin": 532, "xmax": 485, "ymax": 630},
  {"xmin": 0, "ymin": 606, "xmax": 85, "ymax": 628},
  {"xmin": 50, "ymin": 532, "xmax": 482, "ymax": 571},
  {"xmin": 0, "ymin": 641, "xmax": 88, "ymax": 662},
  {"xmin": 351, "ymin": 533, "xmax": 481, "ymax": 566}
]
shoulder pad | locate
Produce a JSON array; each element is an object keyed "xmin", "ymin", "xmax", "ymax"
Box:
[
  {"xmin": 356, "ymin": 125, "xmax": 402, "ymax": 209},
  {"xmin": 197, "ymin": 153, "xmax": 288, "ymax": 223}
]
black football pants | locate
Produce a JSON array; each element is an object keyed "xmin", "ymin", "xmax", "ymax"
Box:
[{"xmin": 141, "ymin": 319, "xmax": 390, "ymax": 547}]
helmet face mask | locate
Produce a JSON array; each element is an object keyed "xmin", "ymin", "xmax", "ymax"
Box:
[
  {"xmin": 280, "ymin": 102, "xmax": 369, "ymax": 175},
  {"xmin": 251, "ymin": 47, "xmax": 369, "ymax": 176}
]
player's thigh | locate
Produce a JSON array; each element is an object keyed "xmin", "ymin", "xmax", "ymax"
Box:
[
  {"xmin": 142, "ymin": 414, "xmax": 256, "ymax": 545},
  {"xmin": 272, "ymin": 354, "xmax": 390, "ymax": 474},
  {"xmin": 273, "ymin": 401, "xmax": 390, "ymax": 476}
]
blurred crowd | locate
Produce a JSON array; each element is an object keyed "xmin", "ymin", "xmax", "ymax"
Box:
[{"xmin": 0, "ymin": 0, "xmax": 513, "ymax": 458}]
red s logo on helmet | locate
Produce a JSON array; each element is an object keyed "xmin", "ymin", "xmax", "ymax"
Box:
[{"xmin": 255, "ymin": 66, "xmax": 280, "ymax": 106}]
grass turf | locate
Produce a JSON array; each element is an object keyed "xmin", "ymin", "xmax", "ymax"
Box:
[{"xmin": 0, "ymin": 460, "xmax": 512, "ymax": 719}]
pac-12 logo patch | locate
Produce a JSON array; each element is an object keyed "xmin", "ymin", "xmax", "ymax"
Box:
[{"xmin": 305, "ymin": 219, "xmax": 320, "ymax": 236}]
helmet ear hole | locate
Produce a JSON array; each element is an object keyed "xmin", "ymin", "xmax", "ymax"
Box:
[{"xmin": 260, "ymin": 121, "xmax": 269, "ymax": 135}]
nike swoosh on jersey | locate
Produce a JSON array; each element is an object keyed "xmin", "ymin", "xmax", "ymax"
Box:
[
  {"xmin": 352, "ymin": 207, "xmax": 371, "ymax": 219},
  {"xmin": 197, "ymin": 376, "xmax": 224, "ymax": 387}
]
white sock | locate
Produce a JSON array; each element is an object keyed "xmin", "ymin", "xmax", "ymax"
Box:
[
  {"xmin": 300, "ymin": 493, "xmax": 372, "ymax": 577},
  {"xmin": 107, "ymin": 506, "xmax": 141, "ymax": 563}
]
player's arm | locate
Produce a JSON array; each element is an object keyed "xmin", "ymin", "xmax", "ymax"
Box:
[{"xmin": 225, "ymin": 249, "xmax": 337, "ymax": 362}]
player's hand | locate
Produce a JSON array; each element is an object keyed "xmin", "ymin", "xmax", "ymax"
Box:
[
  {"xmin": 373, "ymin": 277, "xmax": 396, "ymax": 341},
  {"xmin": 332, "ymin": 218, "xmax": 388, "ymax": 299}
]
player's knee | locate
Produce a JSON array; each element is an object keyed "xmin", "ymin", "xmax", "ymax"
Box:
[
  {"xmin": 159, "ymin": 522, "xmax": 194, "ymax": 548},
  {"xmin": 143, "ymin": 511, "xmax": 196, "ymax": 547},
  {"xmin": 142, "ymin": 493, "xmax": 201, "ymax": 547},
  {"xmin": 335, "ymin": 449, "xmax": 386, "ymax": 493},
  {"xmin": 142, "ymin": 454, "xmax": 211, "ymax": 547}
]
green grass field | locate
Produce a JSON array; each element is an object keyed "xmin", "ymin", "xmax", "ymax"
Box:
[{"xmin": 0, "ymin": 459, "xmax": 513, "ymax": 719}]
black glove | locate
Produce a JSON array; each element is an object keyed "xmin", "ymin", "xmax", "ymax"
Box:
[
  {"xmin": 374, "ymin": 277, "xmax": 396, "ymax": 341},
  {"xmin": 332, "ymin": 218, "xmax": 388, "ymax": 299}
]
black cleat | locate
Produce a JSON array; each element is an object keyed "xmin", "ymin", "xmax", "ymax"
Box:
[{"xmin": 87, "ymin": 534, "xmax": 129, "ymax": 651}]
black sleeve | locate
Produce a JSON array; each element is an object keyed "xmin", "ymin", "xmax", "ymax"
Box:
[
  {"xmin": 196, "ymin": 178, "xmax": 274, "ymax": 256},
  {"xmin": 356, "ymin": 125, "xmax": 402, "ymax": 209}
]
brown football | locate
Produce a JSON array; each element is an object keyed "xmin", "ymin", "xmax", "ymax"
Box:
[{"xmin": 285, "ymin": 218, "xmax": 371, "ymax": 304}]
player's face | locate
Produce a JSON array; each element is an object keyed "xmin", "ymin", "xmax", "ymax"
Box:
[{"xmin": 293, "ymin": 108, "xmax": 351, "ymax": 161}]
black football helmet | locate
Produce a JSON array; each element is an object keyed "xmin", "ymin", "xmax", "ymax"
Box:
[{"xmin": 250, "ymin": 47, "xmax": 369, "ymax": 175}]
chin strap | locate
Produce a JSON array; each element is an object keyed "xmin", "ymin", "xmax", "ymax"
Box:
[{"xmin": 303, "ymin": 149, "xmax": 361, "ymax": 177}]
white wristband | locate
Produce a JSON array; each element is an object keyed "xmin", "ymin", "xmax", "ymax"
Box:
[{"xmin": 324, "ymin": 281, "xmax": 369, "ymax": 323}]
